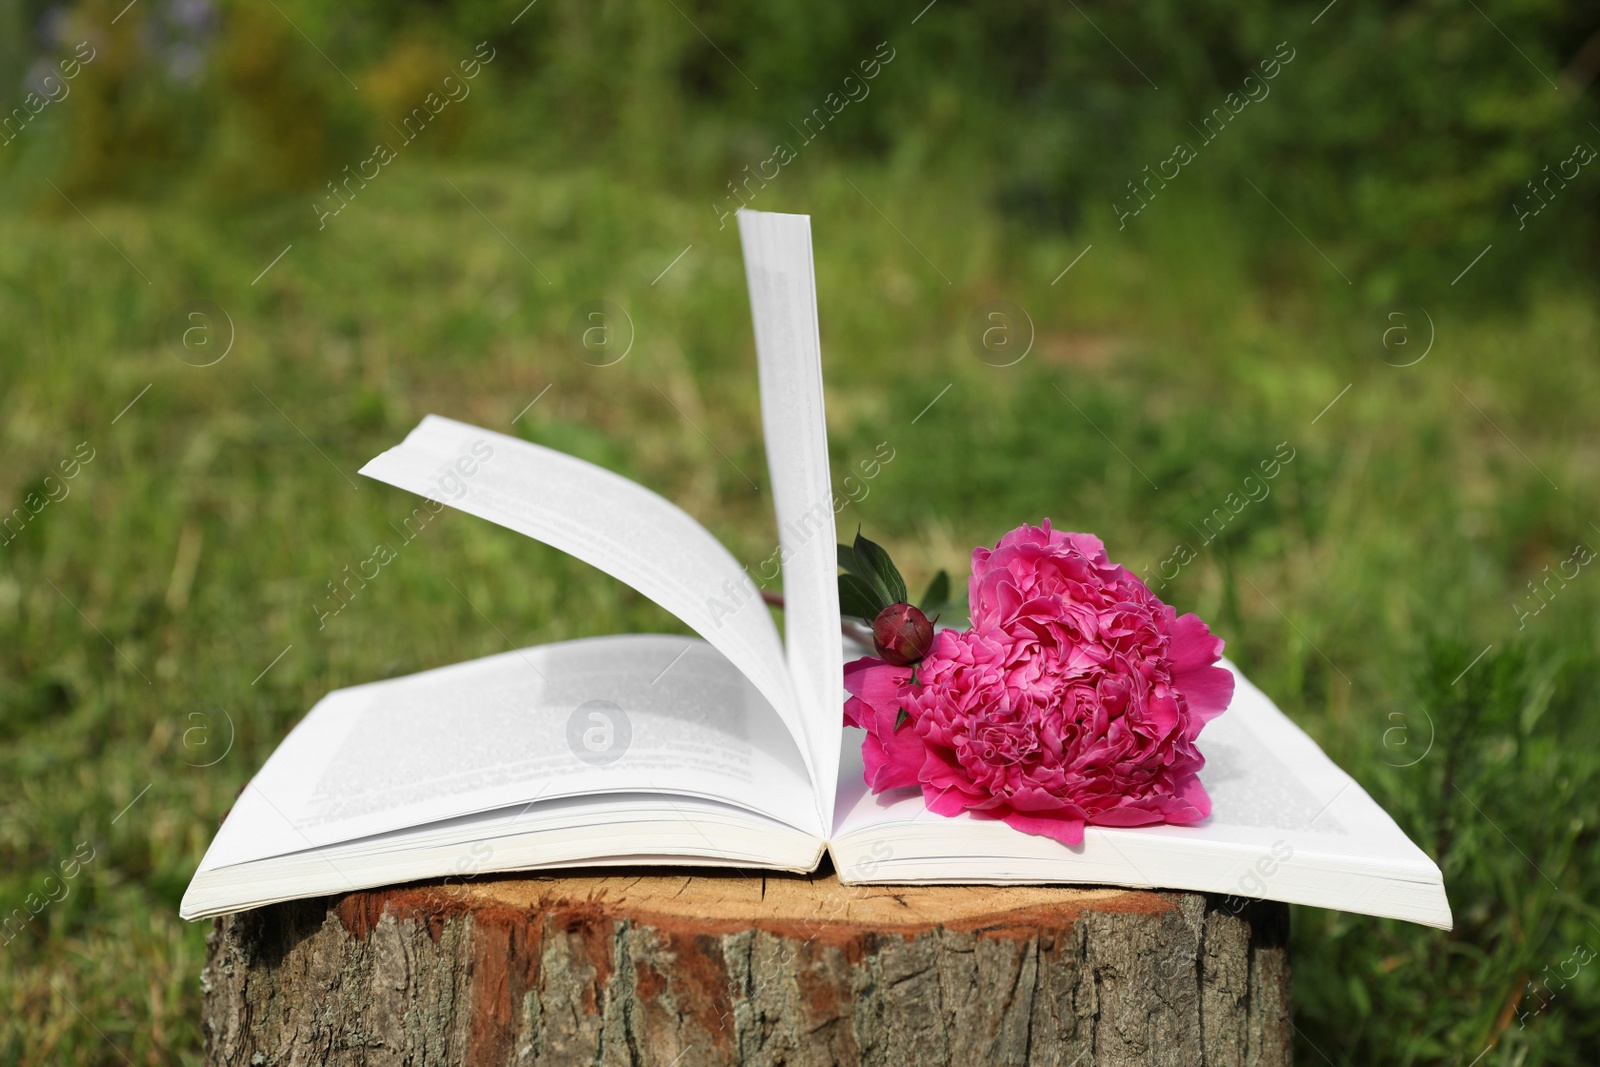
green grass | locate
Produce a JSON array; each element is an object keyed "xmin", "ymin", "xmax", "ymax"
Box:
[{"xmin": 1, "ymin": 160, "xmax": 1598, "ymax": 1065}]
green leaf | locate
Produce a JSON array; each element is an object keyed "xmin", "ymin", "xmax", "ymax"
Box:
[
  {"xmin": 838, "ymin": 538, "xmax": 890, "ymax": 608},
  {"xmin": 839, "ymin": 533, "xmax": 891, "ymax": 609},
  {"xmin": 920, "ymin": 569, "xmax": 951, "ymax": 612},
  {"xmin": 850, "ymin": 531, "xmax": 908, "ymax": 606},
  {"xmin": 838, "ymin": 573, "xmax": 886, "ymax": 620},
  {"xmin": 894, "ymin": 708, "xmax": 910, "ymax": 733}
]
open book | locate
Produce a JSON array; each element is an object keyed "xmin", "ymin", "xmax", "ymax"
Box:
[{"xmin": 181, "ymin": 211, "xmax": 1451, "ymax": 930}]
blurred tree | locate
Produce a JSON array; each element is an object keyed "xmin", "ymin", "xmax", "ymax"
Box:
[
  {"xmin": 0, "ymin": 0, "xmax": 26, "ymax": 99},
  {"xmin": 13, "ymin": 0, "xmax": 1598, "ymax": 292}
]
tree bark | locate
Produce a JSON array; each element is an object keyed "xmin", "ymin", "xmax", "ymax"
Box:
[{"xmin": 201, "ymin": 869, "xmax": 1290, "ymax": 1066}]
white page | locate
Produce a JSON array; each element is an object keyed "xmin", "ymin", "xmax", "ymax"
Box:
[
  {"xmin": 830, "ymin": 662, "xmax": 1451, "ymax": 928},
  {"xmin": 197, "ymin": 634, "xmax": 820, "ymax": 871},
  {"xmin": 737, "ymin": 210, "xmax": 843, "ymax": 828},
  {"xmin": 359, "ymin": 414, "xmax": 816, "ymax": 794},
  {"xmin": 183, "ymin": 792, "xmax": 825, "ymax": 918}
]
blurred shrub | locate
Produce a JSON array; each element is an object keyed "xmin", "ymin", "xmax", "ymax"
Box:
[
  {"xmin": 204, "ymin": 2, "xmax": 338, "ymax": 200},
  {"xmin": 46, "ymin": 0, "xmax": 211, "ymax": 197},
  {"xmin": 361, "ymin": 38, "xmax": 471, "ymax": 155}
]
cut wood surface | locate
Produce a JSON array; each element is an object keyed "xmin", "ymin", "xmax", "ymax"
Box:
[{"xmin": 202, "ymin": 868, "xmax": 1291, "ymax": 1066}]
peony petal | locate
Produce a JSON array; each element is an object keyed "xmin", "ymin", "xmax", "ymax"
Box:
[
  {"xmin": 993, "ymin": 576, "xmax": 1024, "ymax": 626},
  {"xmin": 860, "ymin": 720, "xmax": 927, "ymax": 791},
  {"xmin": 1003, "ymin": 783, "xmax": 1070, "ymax": 814},
  {"xmin": 1174, "ymin": 772, "xmax": 1212, "ymax": 820},
  {"xmin": 1168, "ymin": 613, "xmax": 1234, "ymax": 723},
  {"xmin": 843, "ymin": 656, "xmax": 912, "ymax": 706},
  {"xmin": 1060, "ymin": 530, "xmax": 1106, "ymax": 560},
  {"xmin": 1088, "ymin": 803, "xmax": 1164, "ymax": 828},
  {"xmin": 844, "ymin": 695, "xmax": 897, "ymax": 734},
  {"xmin": 997, "ymin": 809, "xmax": 1086, "ymax": 846},
  {"xmin": 918, "ymin": 758, "xmax": 988, "ymax": 815},
  {"xmin": 1145, "ymin": 688, "xmax": 1181, "ymax": 736},
  {"xmin": 1169, "ymin": 612, "xmax": 1223, "ymax": 670}
]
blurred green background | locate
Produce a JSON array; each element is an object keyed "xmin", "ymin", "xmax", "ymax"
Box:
[{"xmin": 2, "ymin": 0, "xmax": 1598, "ymax": 1062}]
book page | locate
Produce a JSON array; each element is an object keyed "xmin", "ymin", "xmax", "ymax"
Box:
[
  {"xmin": 183, "ymin": 792, "xmax": 826, "ymax": 918},
  {"xmin": 199, "ymin": 634, "xmax": 821, "ymax": 871},
  {"xmin": 829, "ymin": 662, "xmax": 1451, "ymax": 928},
  {"xmin": 359, "ymin": 414, "xmax": 815, "ymax": 791},
  {"xmin": 738, "ymin": 210, "xmax": 844, "ymax": 827}
]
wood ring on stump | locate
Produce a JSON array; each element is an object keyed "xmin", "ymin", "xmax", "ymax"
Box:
[{"xmin": 201, "ymin": 869, "xmax": 1291, "ymax": 1066}]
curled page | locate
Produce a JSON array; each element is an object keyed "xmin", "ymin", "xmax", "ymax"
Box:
[
  {"xmin": 831, "ymin": 662, "xmax": 1452, "ymax": 929},
  {"xmin": 738, "ymin": 210, "xmax": 844, "ymax": 827},
  {"xmin": 193, "ymin": 634, "xmax": 820, "ymax": 871},
  {"xmin": 359, "ymin": 415, "xmax": 819, "ymax": 819}
]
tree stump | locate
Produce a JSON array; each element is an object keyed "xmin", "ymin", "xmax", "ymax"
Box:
[{"xmin": 201, "ymin": 869, "xmax": 1291, "ymax": 1066}]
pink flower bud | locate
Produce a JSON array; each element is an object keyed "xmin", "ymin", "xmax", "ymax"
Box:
[{"xmin": 872, "ymin": 602, "xmax": 933, "ymax": 666}]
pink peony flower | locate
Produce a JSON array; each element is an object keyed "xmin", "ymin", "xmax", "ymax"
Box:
[{"xmin": 843, "ymin": 521, "xmax": 1233, "ymax": 846}]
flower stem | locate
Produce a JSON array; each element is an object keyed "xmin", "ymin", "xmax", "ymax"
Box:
[{"xmin": 761, "ymin": 589, "xmax": 875, "ymax": 646}]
